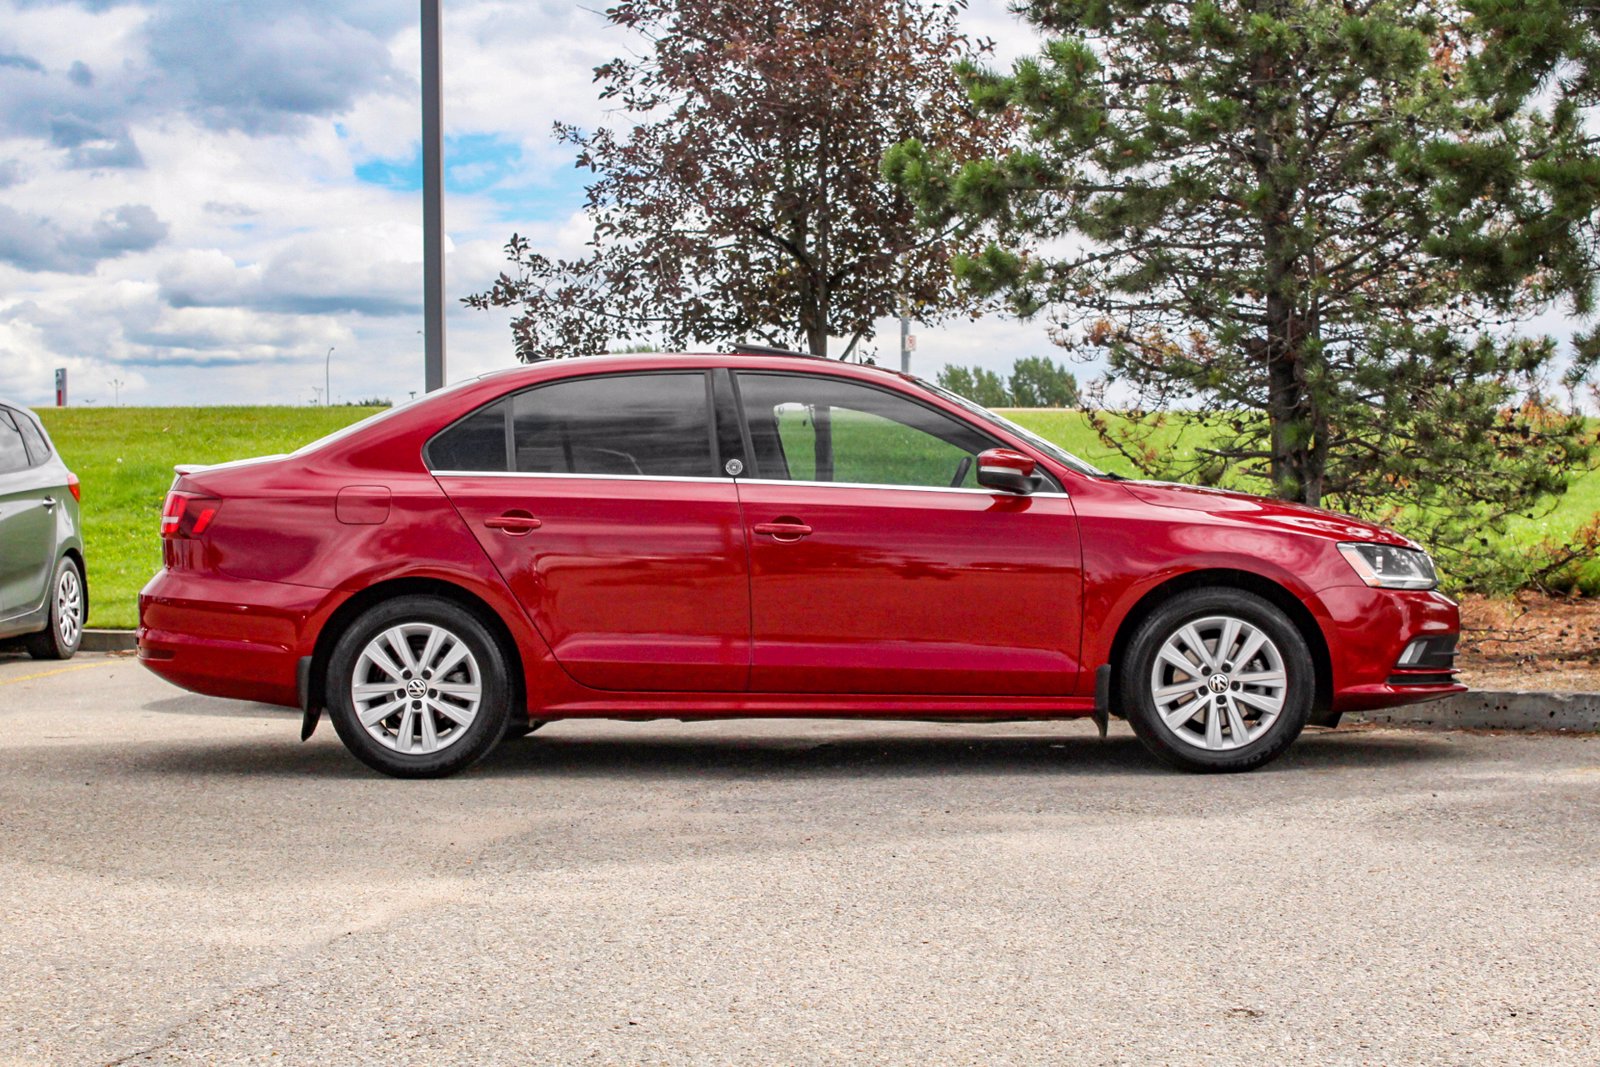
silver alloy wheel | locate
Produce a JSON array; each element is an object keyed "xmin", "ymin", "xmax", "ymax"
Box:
[
  {"xmin": 56, "ymin": 566, "xmax": 83, "ymax": 648},
  {"xmin": 350, "ymin": 623, "xmax": 482, "ymax": 755},
  {"xmin": 1148, "ymin": 614, "xmax": 1288, "ymax": 751}
]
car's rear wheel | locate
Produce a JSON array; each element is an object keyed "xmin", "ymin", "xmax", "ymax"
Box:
[
  {"xmin": 24, "ymin": 556, "xmax": 85, "ymax": 661},
  {"xmin": 326, "ymin": 596, "xmax": 512, "ymax": 778},
  {"xmin": 1120, "ymin": 589, "xmax": 1314, "ymax": 773}
]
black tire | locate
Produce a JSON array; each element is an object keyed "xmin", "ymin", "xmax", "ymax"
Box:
[
  {"xmin": 24, "ymin": 556, "xmax": 85, "ymax": 661},
  {"xmin": 1120, "ymin": 588, "xmax": 1314, "ymax": 773},
  {"xmin": 326, "ymin": 596, "xmax": 513, "ymax": 778}
]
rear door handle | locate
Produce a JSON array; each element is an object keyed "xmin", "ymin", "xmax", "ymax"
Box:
[
  {"xmin": 40, "ymin": 497, "xmax": 56, "ymax": 510},
  {"xmin": 485, "ymin": 513, "xmax": 542, "ymax": 533},
  {"xmin": 753, "ymin": 521, "xmax": 812, "ymax": 541}
]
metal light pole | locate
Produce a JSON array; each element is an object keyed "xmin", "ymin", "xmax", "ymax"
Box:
[
  {"xmin": 421, "ymin": 0, "xmax": 446, "ymax": 392},
  {"xmin": 325, "ymin": 346, "xmax": 334, "ymax": 405},
  {"xmin": 899, "ymin": 304, "xmax": 911, "ymax": 375}
]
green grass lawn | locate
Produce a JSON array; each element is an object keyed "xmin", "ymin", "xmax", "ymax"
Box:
[
  {"xmin": 31, "ymin": 404, "xmax": 1600, "ymax": 629},
  {"xmin": 36, "ymin": 406, "xmax": 384, "ymax": 629}
]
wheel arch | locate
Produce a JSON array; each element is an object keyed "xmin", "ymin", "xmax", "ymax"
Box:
[
  {"xmin": 62, "ymin": 546, "xmax": 87, "ymax": 617},
  {"xmin": 1104, "ymin": 568, "xmax": 1333, "ymax": 719},
  {"xmin": 306, "ymin": 576, "xmax": 526, "ymax": 720}
]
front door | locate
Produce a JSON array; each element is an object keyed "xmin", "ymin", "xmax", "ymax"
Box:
[
  {"xmin": 731, "ymin": 371, "xmax": 1083, "ymax": 696},
  {"xmin": 431, "ymin": 371, "xmax": 750, "ymax": 692}
]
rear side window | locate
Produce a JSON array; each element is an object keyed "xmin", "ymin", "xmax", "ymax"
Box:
[
  {"xmin": 0, "ymin": 410, "xmax": 30, "ymax": 475},
  {"xmin": 15, "ymin": 414, "xmax": 51, "ymax": 465},
  {"xmin": 511, "ymin": 372, "xmax": 714, "ymax": 478}
]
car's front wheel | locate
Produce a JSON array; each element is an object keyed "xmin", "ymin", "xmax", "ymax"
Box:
[
  {"xmin": 325, "ymin": 596, "xmax": 512, "ymax": 778},
  {"xmin": 24, "ymin": 556, "xmax": 85, "ymax": 661},
  {"xmin": 1120, "ymin": 589, "xmax": 1314, "ymax": 773}
]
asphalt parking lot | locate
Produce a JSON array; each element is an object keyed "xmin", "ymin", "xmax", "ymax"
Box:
[{"xmin": 1, "ymin": 652, "xmax": 1597, "ymax": 1065}]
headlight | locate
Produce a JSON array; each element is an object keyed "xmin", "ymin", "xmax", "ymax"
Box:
[{"xmin": 1337, "ymin": 542, "xmax": 1438, "ymax": 590}]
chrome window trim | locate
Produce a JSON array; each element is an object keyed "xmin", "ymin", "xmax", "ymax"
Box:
[{"xmin": 429, "ymin": 469, "xmax": 1065, "ymax": 497}]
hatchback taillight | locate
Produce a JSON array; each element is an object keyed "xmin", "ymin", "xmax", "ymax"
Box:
[
  {"xmin": 161, "ymin": 492, "xmax": 221, "ymax": 539},
  {"xmin": 67, "ymin": 472, "xmax": 80, "ymax": 502}
]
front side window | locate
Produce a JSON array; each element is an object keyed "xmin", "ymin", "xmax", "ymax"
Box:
[
  {"xmin": 734, "ymin": 372, "xmax": 998, "ymax": 489},
  {"xmin": 0, "ymin": 409, "xmax": 30, "ymax": 476}
]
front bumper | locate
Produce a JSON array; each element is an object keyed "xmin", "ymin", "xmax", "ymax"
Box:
[
  {"xmin": 1317, "ymin": 585, "xmax": 1467, "ymax": 712},
  {"xmin": 138, "ymin": 570, "xmax": 337, "ymax": 708}
]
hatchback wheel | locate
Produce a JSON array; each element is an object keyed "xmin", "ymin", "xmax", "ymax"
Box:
[
  {"xmin": 1121, "ymin": 589, "xmax": 1314, "ymax": 772},
  {"xmin": 326, "ymin": 596, "xmax": 512, "ymax": 778},
  {"xmin": 24, "ymin": 557, "xmax": 85, "ymax": 661}
]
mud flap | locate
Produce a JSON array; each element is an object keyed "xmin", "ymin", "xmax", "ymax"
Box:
[
  {"xmin": 1091, "ymin": 664, "xmax": 1111, "ymax": 739},
  {"xmin": 297, "ymin": 656, "xmax": 322, "ymax": 741}
]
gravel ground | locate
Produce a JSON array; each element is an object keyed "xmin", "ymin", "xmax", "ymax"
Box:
[{"xmin": 1, "ymin": 652, "xmax": 1597, "ymax": 1066}]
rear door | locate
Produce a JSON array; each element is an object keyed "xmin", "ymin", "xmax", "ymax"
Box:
[
  {"xmin": 731, "ymin": 371, "xmax": 1083, "ymax": 696},
  {"xmin": 0, "ymin": 407, "xmax": 55, "ymax": 623},
  {"xmin": 430, "ymin": 370, "xmax": 751, "ymax": 692}
]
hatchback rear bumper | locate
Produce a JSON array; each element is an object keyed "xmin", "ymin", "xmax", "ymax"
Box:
[{"xmin": 138, "ymin": 570, "xmax": 333, "ymax": 708}]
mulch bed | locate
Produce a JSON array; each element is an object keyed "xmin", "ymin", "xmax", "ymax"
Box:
[{"xmin": 1458, "ymin": 593, "xmax": 1600, "ymax": 691}]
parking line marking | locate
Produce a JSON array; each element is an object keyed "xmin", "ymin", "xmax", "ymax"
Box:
[{"xmin": 0, "ymin": 661, "xmax": 114, "ymax": 687}]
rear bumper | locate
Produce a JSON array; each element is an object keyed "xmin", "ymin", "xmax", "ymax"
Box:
[
  {"xmin": 1317, "ymin": 585, "xmax": 1467, "ymax": 712},
  {"xmin": 138, "ymin": 570, "xmax": 336, "ymax": 708}
]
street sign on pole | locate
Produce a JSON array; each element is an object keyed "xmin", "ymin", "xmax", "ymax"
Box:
[
  {"xmin": 54, "ymin": 368, "xmax": 67, "ymax": 407},
  {"xmin": 421, "ymin": 0, "xmax": 446, "ymax": 393}
]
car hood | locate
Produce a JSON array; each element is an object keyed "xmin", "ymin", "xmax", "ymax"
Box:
[{"xmin": 1119, "ymin": 479, "xmax": 1416, "ymax": 547}]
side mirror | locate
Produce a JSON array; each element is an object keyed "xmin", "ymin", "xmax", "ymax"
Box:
[{"xmin": 975, "ymin": 447, "xmax": 1037, "ymax": 495}]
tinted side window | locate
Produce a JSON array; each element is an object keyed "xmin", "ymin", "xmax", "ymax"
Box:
[
  {"xmin": 428, "ymin": 399, "xmax": 509, "ymax": 472},
  {"xmin": 512, "ymin": 372, "xmax": 714, "ymax": 478},
  {"xmin": 16, "ymin": 414, "xmax": 51, "ymax": 466},
  {"xmin": 0, "ymin": 411, "xmax": 29, "ymax": 476},
  {"xmin": 734, "ymin": 373, "xmax": 995, "ymax": 489}
]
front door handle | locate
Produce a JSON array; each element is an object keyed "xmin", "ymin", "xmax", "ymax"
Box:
[
  {"xmin": 40, "ymin": 497, "xmax": 56, "ymax": 511},
  {"xmin": 485, "ymin": 512, "xmax": 542, "ymax": 534},
  {"xmin": 753, "ymin": 520, "xmax": 812, "ymax": 541}
]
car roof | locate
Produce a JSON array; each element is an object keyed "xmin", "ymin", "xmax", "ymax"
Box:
[
  {"xmin": 0, "ymin": 399, "xmax": 43, "ymax": 424},
  {"xmin": 467, "ymin": 351, "xmax": 915, "ymax": 386}
]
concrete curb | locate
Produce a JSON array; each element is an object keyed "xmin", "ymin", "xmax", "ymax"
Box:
[
  {"xmin": 1349, "ymin": 690, "xmax": 1600, "ymax": 732},
  {"xmin": 81, "ymin": 629, "xmax": 138, "ymax": 653},
  {"xmin": 57, "ymin": 635, "xmax": 1600, "ymax": 733}
]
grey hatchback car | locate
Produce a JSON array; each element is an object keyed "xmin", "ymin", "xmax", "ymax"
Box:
[{"xmin": 0, "ymin": 401, "xmax": 85, "ymax": 659}]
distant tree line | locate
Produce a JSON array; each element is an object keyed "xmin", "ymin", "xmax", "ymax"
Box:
[{"xmin": 935, "ymin": 357, "xmax": 1079, "ymax": 408}]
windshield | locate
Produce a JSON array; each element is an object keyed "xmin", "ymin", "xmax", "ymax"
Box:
[{"xmin": 914, "ymin": 378, "xmax": 1108, "ymax": 479}]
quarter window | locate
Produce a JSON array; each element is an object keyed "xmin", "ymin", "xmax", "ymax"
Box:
[
  {"xmin": 0, "ymin": 410, "xmax": 29, "ymax": 476},
  {"xmin": 734, "ymin": 372, "xmax": 997, "ymax": 489},
  {"xmin": 428, "ymin": 400, "xmax": 509, "ymax": 472},
  {"xmin": 15, "ymin": 414, "xmax": 50, "ymax": 465}
]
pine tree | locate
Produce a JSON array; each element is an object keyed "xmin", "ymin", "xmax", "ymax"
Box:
[{"xmin": 886, "ymin": 0, "xmax": 1598, "ymax": 581}]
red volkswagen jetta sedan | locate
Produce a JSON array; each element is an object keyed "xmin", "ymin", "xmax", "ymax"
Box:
[{"xmin": 138, "ymin": 352, "xmax": 1463, "ymax": 777}]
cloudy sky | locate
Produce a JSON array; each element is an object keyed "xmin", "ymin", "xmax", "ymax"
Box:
[{"xmin": 0, "ymin": 0, "xmax": 1072, "ymax": 407}]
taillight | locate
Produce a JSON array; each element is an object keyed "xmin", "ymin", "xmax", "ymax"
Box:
[
  {"xmin": 160, "ymin": 492, "xmax": 221, "ymax": 539},
  {"xmin": 67, "ymin": 472, "xmax": 80, "ymax": 502}
]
